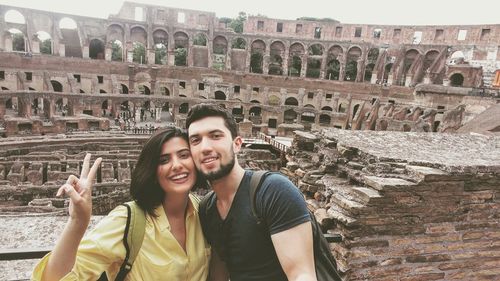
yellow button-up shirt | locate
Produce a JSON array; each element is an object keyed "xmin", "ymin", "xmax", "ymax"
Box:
[{"xmin": 32, "ymin": 194, "xmax": 210, "ymax": 281}]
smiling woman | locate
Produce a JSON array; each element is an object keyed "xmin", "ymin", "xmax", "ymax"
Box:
[{"xmin": 32, "ymin": 126, "xmax": 211, "ymax": 281}]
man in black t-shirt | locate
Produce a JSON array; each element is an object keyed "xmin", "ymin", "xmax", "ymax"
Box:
[{"xmin": 186, "ymin": 104, "xmax": 317, "ymax": 281}]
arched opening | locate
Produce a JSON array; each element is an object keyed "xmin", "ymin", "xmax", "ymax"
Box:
[
  {"xmin": 51, "ymin": 80, "xmax": 63, "ymax": 92},
  {"xmin": 250, "ymin": 40, "xmax": 266, "ymax": 74},
  {"xmin": 59, "ymin": 17, "xmax": 81, "ymax": 58},
  {"xmin": 215, "ymin": 91, "xmax": 226, "ymax": 100},
  {"xmin": 111, "ymin": 40, "xmax": 123, "ymax": 61},
  {"xmin": 9, "ymin": 29, "xmax": 25, "ymax": 52},
  {"xmin": 352, "ymin": 104, "xmax": 360, "ymax": 117},
  {"xmin": 401, "ymin": 49, "xmax": 420, "ymax": 85},
  {"xmin": 159, "ymin": 87, "xmax": 170, "ymax": 96},
  {"xmin": 319, "ymin": 114, "xmax": 331, "ymax": 125},
  {"xmin": 344, "ymin": 61, "xmax": 358, "ymax": 81},
  {"xmin": 121, "ymin": 84, "xmax": 128, "ymax": 94},
  {"xmin": 379, "ymin": 120, "xmax": 388, "ymax": 131},
  {"xmin": 284, "ymin": 109, "xmax": 297, "ymax": 123},
  {"xmin": 193, "ymin": 33, "xmax": 207, "ymax": 46},
  {"xmin": 35, "ymin": 31, "xmax": 52, "ymax": 54},
  {"xmin": 285, "ymin": 97, "xmax": 299, "ymax": 106},
  {"xmin": 89, "ymin": 39, "xmax": 105, "ymax": 59},
  {"xmin": 383, "ymin": 63, "xmax": 393, "ymax": 82},
  {"xmin": 301, "ymin": 112, "xmax": 315, "ymax": 123},
  {"xmin": 364, "ymin": 63, "xmax": 375, "ymax": 82},
  {"xmin": 4, "ymin": 10, "xmax": 25, "ymax": 24},
  {"xmin": 306, "ymin": 44, "xmax": 323, "ymax": 78},
  {"xmin": 174, "ymin": 32, "xmax": 189, "ymax": 66},
  {"xmin": 269, "ymin": 41, "xmax": 285, "ymax": 75},
  {"xmin": 138, "ymin": 85, "xmax": 150, "ymax": 95},
  {"xmin": 213, "ymin": 36, "xmax": 228, "ymax": 55},
  {"xmin": 367, "ymin": 48, "xmax": 379, "ymax": 63},
  {"xmin": 250, "ymin": 100, "xmax": 260, "ymax": 104},
  {"xmin": 450, "ymin": 73, "xmax": 464, "ymax": 87},
  {"xmin": 249, "ymin": 106, "xmax": 262, "ymax": 124},
  {"xmin": 338, "ymin": 103, "xmax": 347, "ymax": 113},
  {"xmin": 120, "ymin": 101, "xmax": 132, "ymax": 121},
  {"xmin": 132, "ymin": 42, "xmax": 146, "ymax": 64},
  {"xmin": 153, "ymin": 29, "xmax": 168, "ymax": 65},
  {"xmin": 99, "ymin": 89, "xmax": 107, "ymax": 93},
  {"xmin": 232, "ymin": 106, "xmax": 244, "ymax": 122},
  {"xmin": 288, "ymin": 43, "xmax": 305, "ymax": 77},
  {"xmin": 325, "ymin": 59, "xmax": 340, "ymax": 80},
  {"xmin": 403, "ymin": 124, "xmax": 411, "ymax": 132},
  {"xmin": 179, "ymin": 103, "xmax": 189, "ymax": 114},
  {"xmin": 321, "ymin": 106, "xmax": 333, "ymax": 111}
]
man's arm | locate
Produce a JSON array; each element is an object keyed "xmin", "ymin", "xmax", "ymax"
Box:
[{"xmin": 271, "ymin": 221, "xmax": 317, "ymax": 281}]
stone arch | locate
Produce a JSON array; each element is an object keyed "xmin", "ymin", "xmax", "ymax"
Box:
[
  {"xmin": 285, "ymin": 97, "xmax": 299, "ymax": 106},
  {"xmin": 250, "ymin": 39, "xmax": 266, "ymax": 74},
  {"xmin": 51, "ymin": 80, "xmax": 63, "ymax": 92},
  {"xmin": 401, "ymin": 49, "xmax": 421, "ymax": 84},
  {"xmin": 106, "ymin": 24, "xmax": 124, "ymax": 42},
  {"xmin": 35, "ymin": 31, "xmax": 52, "ymax": 54},
  {"xmin": 137, "ymin": 84, "xmax": 151, "ymax": 95},
  {"xmin": 120, "ymin": 84, "xmax": 128, "ymax": 94},
  {"xmin": 301, "ymin": 111, "xmax": 316, "ymax": 123},
  {"xmin": 231, "ymin": 37, "xmax": 246, "ymax": 49},
  {"xmin": 345, "ymin": 46, "xmax": 362, "ymax": 81},
  {"xmin": 174, "ymin": 31, "xmax": 189, "ymax": 66},
  {"xmin": 288, "ymin": 42, "xmax": 305, "ymax": 77},
  {"xmin": 304, "ymin": 104, "xmax": 315, "ymax": 108},
  {"xmin": 250, "ymin": 100, "xmax": 261, "ymax": 104},
  {"xmin": 353, "ymin": 104, "xmax": 361, "ymax": 117},
  {"xmin": 326, "ymin": 59, "xmax": 340, "ymax": 80},
  {"xmin": 215, "ymin": 91, "xmax": 226, "ymax": 100},
  {"xmin": 306, "ymin": 43, "xmax": 324, "ymax": 78},
  {"xmin": 4, "ymin": 10, "xmax": 25, "ymax": 24},
  {"xmin": 319, "ymin": 114, "xmax": 331, "ymax": 125},
  {"xmin": 213, "ymin": 36, "xmax": 228, "ymax": 54},
  {"xmin": 159, "ymin": 86, "xmax": 170, "ymax": 96},
  {"xmin": 7, "ymin": 28, "xmax": 25, "ymax": 52},
  {"xmin": 153, "ymin": 29, "xmax": 168, "ymax": 65},
  {"xmin": 321, "ymin": 106, "xmax": 333, "ymax": 111},
  {"xmin": 269, "ymin": 41, "xmax": 285, "ymax": 75},
  {"xmin": 59, "ymin": 17, "xmax": 81, "ymax": 57},
  {"xmin": 110, "ymin": 40, "xmax": 123, "ymax": 61},
  {"xmin": 179, "ymin": 103, "xmax": 189, "ymax": 114},
  {"xmin": 130, "ymin": 26, "xmax": 147, "ymax": 45},
  {"xmin": 364, "ymin": 63, "xmax": 375, "ymax": 82},
  {"xmin": 193, "ymin": 33, "xmax": 207, "ymax": 46},
  {"xmin": 423, "ymin": 50, "xmax": 440, "ymax": 72},
  {"xmin": 383, "ymin": 63, "xmax": 393, "ymax": 82},
  {"xmin": 338, "ymin": 102, "xmax": 347, "ymax": 113},
  {"xmin": 284, "ymin": 109, "xmax": 297, "ymax": 123},
  {"xmin": 249, "ymin": 106, "xmax": 262, "ymax": 117},
  {"xmin": 449, "ymin": 73, "xmax": 464, "ymax": 87},
  {"xmin": 99, "ymin": 89, "xmax": 107, "ymax": 93},
  {"xmin": 89, "ymin": 38, "xmax": 105, "ymax": 59}
]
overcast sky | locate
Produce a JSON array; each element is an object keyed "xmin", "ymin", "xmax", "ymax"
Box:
[{"xmin": 0, "ymin": 0, "xmax": 499, "ymax": 26}]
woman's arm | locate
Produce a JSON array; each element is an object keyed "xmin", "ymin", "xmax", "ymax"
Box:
[{"xmin": 41, "ymin": 154, "xmax": 102, "ymax": 281}]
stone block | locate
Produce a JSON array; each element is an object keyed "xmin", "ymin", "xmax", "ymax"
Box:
[{"xmin": 363, "ymin": 175, "xmax": 416, "ymax": 191}]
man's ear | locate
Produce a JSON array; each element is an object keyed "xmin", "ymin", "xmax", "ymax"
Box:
[{"xmin": 233, "ymin": 136, "xmax": 243, "ymax": 153}]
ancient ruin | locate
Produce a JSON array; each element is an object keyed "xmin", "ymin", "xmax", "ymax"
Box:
[{"xmin": 0, "ymin": 1, "xmax": 499, "ymax": 280}]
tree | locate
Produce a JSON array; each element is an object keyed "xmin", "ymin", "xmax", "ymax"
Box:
[
  {"xmin": 132, "ymin": 42, "xmax": 146, "ymax": 64},
  {"xmin": 12, "ymin": 33, "xmax": 25, "ymax": 51},
  {"xmin": 111, "ymin": 41, "xmax": 123, "ymax": 61},
  {"xmin": 229, "ymin": 12, "xmax": 246, "ymax": 33},
  {"xmin": 40, "ymin": 39, "xmax": 52, "ymax": 54},
  {"xmin": 155, "ymin": 44, "xmax": 167, "ymax": 64},
  {"xmin": 174, "ymin": 47, "xmax": 187, "ymax": 66}
]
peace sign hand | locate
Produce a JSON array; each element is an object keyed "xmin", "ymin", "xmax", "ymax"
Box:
[{"xmin": 56, "ymin": 153, "xmax": 102, "ymax": 226}]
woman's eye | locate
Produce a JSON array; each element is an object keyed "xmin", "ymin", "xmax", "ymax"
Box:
[
  {"xmin": 159, "ymin": 157, "xmax": 169, "ymax": 164},
  {"xmin": 179, "ymin": 152, "xmax": 191, "ymax": 159}
]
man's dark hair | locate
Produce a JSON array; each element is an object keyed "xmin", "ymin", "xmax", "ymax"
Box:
[
  {"xmin": 130, "ymin": 126, "xmax": 206, "ymax": 216},
  {"xmin": 186, "ymin": 103, "xmax": 238, "ymax": 139}
]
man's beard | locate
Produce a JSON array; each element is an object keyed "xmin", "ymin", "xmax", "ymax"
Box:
[{"xmin": 203, "ymin": 153, "xmax": 236, "ymax": 181}]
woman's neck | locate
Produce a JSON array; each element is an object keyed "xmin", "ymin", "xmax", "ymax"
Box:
[{"xmin": 162, "ymin": 192, "xmax": 189, "ymax": 218}]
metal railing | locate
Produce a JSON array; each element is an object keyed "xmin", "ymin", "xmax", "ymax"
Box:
[{"xmin": 257, "ymin": 133, "xmax": 291, "ymax": 153}]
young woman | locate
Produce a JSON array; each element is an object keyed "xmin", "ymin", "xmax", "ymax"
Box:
[{"xmin": 32, "ymin": 127, "xmax": 210, "ymax": 281}]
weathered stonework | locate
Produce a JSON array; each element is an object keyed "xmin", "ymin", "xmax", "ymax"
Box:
[{"xmin": 284, "ymin": 129, "xmax": 500, "ymax": 280}]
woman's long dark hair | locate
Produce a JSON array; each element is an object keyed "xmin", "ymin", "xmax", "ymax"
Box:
[{"xmin": 130, "ymin": 126, "xmax": 205, "ymax": 216}]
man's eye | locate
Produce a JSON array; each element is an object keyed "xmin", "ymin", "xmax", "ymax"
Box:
[
  {"xmin": 190, "ymin": 137, "xmax": 200, "ymax": 144},
  {"xmin": 212, "ymin": 134, "xmax": 221, "ymax": 139}
]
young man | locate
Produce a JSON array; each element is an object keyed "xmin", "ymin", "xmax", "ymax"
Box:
[{"xmin": 186, "ymin": 103, "xmax": 317, "ymax": 281}]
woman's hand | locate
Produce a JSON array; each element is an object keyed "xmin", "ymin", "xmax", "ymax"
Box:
[{"xmin": 56, "ymin": 153, "xmax": 102, "ymax": 227}]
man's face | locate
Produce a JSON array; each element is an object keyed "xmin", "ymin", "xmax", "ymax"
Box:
[{"xmin": 188, "ymin": 116, "xmax": 242, "ymax": 181}]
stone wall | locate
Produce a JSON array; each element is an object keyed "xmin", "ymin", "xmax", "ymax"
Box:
[{"xmin": 284, "ymin": 129, "xmax": 500, "ymax": 280}]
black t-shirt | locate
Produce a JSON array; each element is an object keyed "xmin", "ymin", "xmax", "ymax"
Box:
[{"xmin": 200, "ymin": 170, "xmax": 311, "ymax": 281}]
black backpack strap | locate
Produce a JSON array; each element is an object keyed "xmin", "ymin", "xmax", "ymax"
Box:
[
  {"xmin": 114, "ymin": 202, "xmax": 146, "ymax": 281},
  {"xmin": 249, "ymin": 170, "xmax": 270, "ymax": 225}
]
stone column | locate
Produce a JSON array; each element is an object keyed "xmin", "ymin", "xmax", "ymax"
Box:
[
  {"xmin": 282, "ymin": 47, "xmax": 290, "ymax": 76},
  {"xmin": 207, "ymin": 39, "xmax": 213, "ymax": 69},
  {"xmin": 225, "ymin": 45, "xmax": 232, "ymax": 70},
  {"xmin": 300, "ymin": 55, "xmax": 307, "ymax": 78},
  {"xmin": 187, "ymin": 39, "xmax": 194, "ymax": 67}
]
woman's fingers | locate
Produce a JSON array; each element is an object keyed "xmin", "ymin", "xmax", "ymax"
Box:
[
  {"xmin": 57, "ymin": 183, "xmax": 82, "ymax": 203},
  {"xmin": 87, "ymin": 157, "xmax": 102, "ymax": 183},
  {"xmin": 80, "ymin": 153, "xmax": 91, "ymax": 179}
]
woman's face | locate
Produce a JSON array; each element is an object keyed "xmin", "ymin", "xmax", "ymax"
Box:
[{"xmin": 156, "ymin": 136, "xmax": 196, "ymax": 195}]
